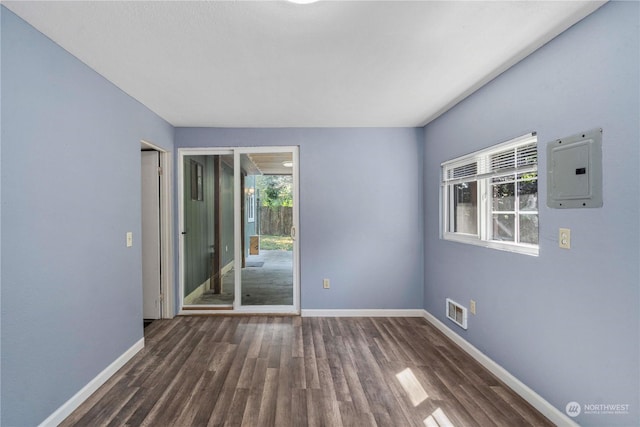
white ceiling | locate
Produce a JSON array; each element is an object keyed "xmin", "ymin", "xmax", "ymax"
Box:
[{"xmin": 3, "ymin": 0, "xmax": 605, "ymax": 128}]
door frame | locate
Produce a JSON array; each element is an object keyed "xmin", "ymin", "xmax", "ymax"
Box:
[
  {"xmin": 177, "ymin": 146, "xmax": 300, "ymax": 315},
  {"xmin": 141, "ymin": 140, "xmax": 174, "ymax": 319}
]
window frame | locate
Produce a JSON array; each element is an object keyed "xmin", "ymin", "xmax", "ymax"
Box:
[
  {"xmin": 247, "ymin": 192, "xmax": 256, "ymax": 223},
  {"xmin": 441, "ymin": 133, "xmax": 539, "ymax": 256},
  {"xmin": 190, "ymin": 160, "xmax": 204, "ymax": 201}
]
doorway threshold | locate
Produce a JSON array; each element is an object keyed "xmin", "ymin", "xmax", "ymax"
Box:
[
  {"xmin": 182, "ymin": 305, "xmax": 233, "ymax": 311},
  {"xmin": 179, "ymin": 312, "xmax": 299, "ymax": 317}
]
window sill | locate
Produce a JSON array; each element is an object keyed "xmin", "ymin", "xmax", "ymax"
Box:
[{"xmin": 442, "ymin": 233, "xmax": 539, "ymax": 256}]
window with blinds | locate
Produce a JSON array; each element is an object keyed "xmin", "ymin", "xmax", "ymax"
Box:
[{"xmin": 441, "ymin": 133, "xmax": 539, "ymax": 256}]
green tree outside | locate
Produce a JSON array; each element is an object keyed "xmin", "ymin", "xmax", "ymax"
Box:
[{"xmin": 256, "ymin": 175, "xmax": 292, "ymax": 207}]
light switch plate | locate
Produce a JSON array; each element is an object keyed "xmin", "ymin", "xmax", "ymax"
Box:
[{"xmin": 126, "ymin": 232, "xmax": 133, "ymax": 247}]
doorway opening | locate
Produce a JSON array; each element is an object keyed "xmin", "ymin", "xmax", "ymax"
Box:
[
  {"xmin": 141, "ymin": 140, "xmax": 174, "ymax": 324},
  {"xmin": 239, "ymin": 152, "xmax": 295, "ymax": 307}
]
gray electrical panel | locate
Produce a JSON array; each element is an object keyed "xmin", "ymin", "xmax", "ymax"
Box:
[{"xmin": 547, "ymin": 128, "xmax": 603, "ymax": 209}]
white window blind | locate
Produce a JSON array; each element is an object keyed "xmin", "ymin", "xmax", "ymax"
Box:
[{"xmin": 442, "ymin": 133, "xmax": 537, "ymax": 185}]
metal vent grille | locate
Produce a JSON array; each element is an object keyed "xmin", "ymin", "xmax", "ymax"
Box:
[{"xmin": 446, "ymin": 298, "xmax": 468, "ymax": 330}]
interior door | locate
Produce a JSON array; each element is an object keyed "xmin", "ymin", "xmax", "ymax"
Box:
[{"xmin": 141, "ymin": 150, "xmax": 161, "ymax": 319}]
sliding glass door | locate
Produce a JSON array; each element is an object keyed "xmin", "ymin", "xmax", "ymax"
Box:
[{"xmin": 179, "ymin": 147, "xmax": 299, "ymax": 314}]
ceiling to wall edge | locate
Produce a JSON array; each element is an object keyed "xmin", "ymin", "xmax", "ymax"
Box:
[
  {"xmin": 2, "ymin": 1, "xmax": 608, "ymax": 129},
  {"xmin": 418, "ymin": 0, "xmax": 608, "ymax": 128}
]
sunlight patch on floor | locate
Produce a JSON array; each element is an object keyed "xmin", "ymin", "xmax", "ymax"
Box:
[
  {"xmin": 396, "ymin": 368, "xmax": 429, "ymax": 407},
  {"xmin": 424, "ymin": 407, "xmax": 455, "ymax": 427}
]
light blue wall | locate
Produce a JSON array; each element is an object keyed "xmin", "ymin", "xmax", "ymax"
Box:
[
  {"xmin": 1, "ymin": 8, "xmax": 174, "ymax": 426},
  {"xmin": 175, "ymin": 128, "xmax": 425, "ymax": 311},
  {"xmin": 423, "ymin": 2, "xmax": 639, "ymax": 426}
]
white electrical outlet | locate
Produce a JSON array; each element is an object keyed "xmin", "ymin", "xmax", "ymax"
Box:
[
  {"xmin": 559, "ymin": 228, "xmax": 571, "ymax": 249},
  {"xmin": 470, "ymin": 300, "xmax": 476, "ymax": 315},
  {"xmin": 323, "ymin": 279, "xmax": 330, "ymax": 289}
]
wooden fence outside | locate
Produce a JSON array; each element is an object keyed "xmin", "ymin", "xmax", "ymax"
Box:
[{"xmin": 259, "ymin": 206, "xmax": 293, "ymax": 236}]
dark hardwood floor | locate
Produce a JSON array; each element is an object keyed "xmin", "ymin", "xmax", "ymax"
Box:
[{"xmin": 61, "ymin": 316, "xmax": 553, "ymax": 426}]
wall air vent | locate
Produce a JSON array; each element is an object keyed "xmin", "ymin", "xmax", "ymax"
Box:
[{"xmin": 446, "ymin": 298, "xmax": 468, "ymax": 330}]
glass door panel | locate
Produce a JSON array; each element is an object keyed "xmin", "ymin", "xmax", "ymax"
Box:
[
  {"xmin": 182, "ymin": 153, "xmax": 235, "ymax": 307},
  {"xmin": 237, "ymin": 150, "xmax": 296, "ymax": 308}
]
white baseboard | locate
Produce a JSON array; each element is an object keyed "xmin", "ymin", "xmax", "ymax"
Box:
[
  {"xmin": 421, "ymin": 310, "xmax": 578, "ymax": 427},
  {"xmin": 38, "ymin": 338, "xmax": 145, "ymax": 427},
  {"xmin": 301, "ymin": 309, "xmax": 425, "ymax": 317}
]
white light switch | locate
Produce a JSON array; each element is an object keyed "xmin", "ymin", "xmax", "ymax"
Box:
[
  {"xmin": 126, "ymin": 232, "xmax": 133, "ymax": 247},
  {"xmin": 559, "ymin": 228, "xmax": 571, "ymax": 249}
]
